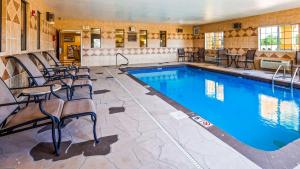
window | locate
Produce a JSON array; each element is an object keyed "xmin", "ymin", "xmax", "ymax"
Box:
[
  {"xmin": 259, "ymin": 25, "xmax": 299, "ymax": 51},
  {"xmin": 115, "ymin": 29, "xmax": 124, "ymax": 48},
  {"xmin": 160, "ymin": 31, "xmax": 167, "ymax": 47},
  {"xmin": 205, "ymin": 32, "xmax": 224, "ymax": 49},
  {"xmin": 140, "ymin": 30, "xmax": 147, "ymax": 47},
  {"xmin": 21, "ymin": 0, "xmax": 27, "ymax": 51},
  {"xmin": 37, "ymin": 11, "xmax": 41, "ymax": 49},
  {"xmin": 91, "ymin": 28, "xmax": 101, "ymax": 48}
]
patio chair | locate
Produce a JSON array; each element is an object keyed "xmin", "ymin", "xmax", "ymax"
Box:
[
  {"xmin": 43, "ymin": 51, "xmax": 90, "ymax": 74},
  {"xmin": 237, "ymin": 49, "xmax": 256, "ymax": 69},
  {"xmin": 177, "ymin": 48, "xmax": 187, "ymax": 62},
  {"xmin": 30, "ymin": 52, "xmax": 90, "ymax": 79},
  {"xmin": 194, "ymin": 48, "xmax": 205, "ymax": 62},
  {"xmin": 215, "ymin": 49, "xmax": 228, "ymax": 66},
  {"xmin": 7, "ymin": 54, "xmax": 93, "ymax": 100},
  {"xmin": 0, "ymin": 77, "xmax": 98, "ymax": 156}
]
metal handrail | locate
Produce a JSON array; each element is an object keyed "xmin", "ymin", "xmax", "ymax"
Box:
[
  {"xmin": 272, "ymin": 65, "xmax": 286, "ymax": 86},
  {"xmin": 291, "ymin": 67, "xmax": 300, "ymax": 89},
  {"xmin": 115, "ymin": 53, "xmax": 129, "ymax": 68}
]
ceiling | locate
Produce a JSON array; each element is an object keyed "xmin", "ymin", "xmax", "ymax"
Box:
[{"xmin": 43, "ymin": 0, "xmax": 300, "ymax": 25}]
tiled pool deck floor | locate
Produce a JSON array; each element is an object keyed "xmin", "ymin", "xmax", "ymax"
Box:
[{"xmin": 1, "ymin": 62, "xmax": 300, "ymax": 169}]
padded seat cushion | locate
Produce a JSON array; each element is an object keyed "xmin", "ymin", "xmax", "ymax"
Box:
[
  {"xmin": 72, "ymin": 79, "xmax": 92, "ymax": 87},
  {"xmin": 47, "ymin": 78, "xmax": 73, "ymax": 87},
  {"xmin": 76, "ymin": 71, "xmax": 90, "ymax": 76},
  {"xmin": 62, "ymin": 99, "xmax": 95, "ymax": 118},
  {"xmin": 5, "ymin": 99, "xmax": 64, "ymax": 128}
]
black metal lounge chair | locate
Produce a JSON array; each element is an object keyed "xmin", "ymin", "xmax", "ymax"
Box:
[
  {"xmin": 237, "ymin": 49, "xmax": 256, "ymax": 69},
  {"xmin": 7, "ymin": 54, "xmax": 93, "ymax": 100},
  {"xmin": 0, "ymin": 77, "xmax": 99, "ymax": 156},
  {"xmin": 29, "ymin": 52, "xmax": 90, "ymax": 79},
  {"xmin": 43, "ymin": 51, "xmax": 90, "ymax": 75}
]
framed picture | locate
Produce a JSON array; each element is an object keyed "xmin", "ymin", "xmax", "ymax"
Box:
[
  {"xmin": 193, "ymin": 26, "xmax": 200, "ymax": 36},
  {"xmin": 64, "ymin": 36, "xmax": 75, "ymax": 42}
]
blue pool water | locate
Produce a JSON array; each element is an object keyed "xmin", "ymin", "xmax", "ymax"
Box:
[{"xmin": 128, "ymin": 66, "xmax": 300, "ymax": 151}]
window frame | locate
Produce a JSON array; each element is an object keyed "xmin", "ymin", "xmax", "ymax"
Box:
[
  {"xmin": 37, "ymin": 11, "xmax": 41, "ymax": 50},
  {"xmin": 139, "ymin": 30, "xmax": 148, "ymax": 48},
  {"xmin": 91, "ymin": 28, "xmax": 101, "ymax": 48},
  {"xmin": 115, "ymin": 29, "xmax": 124, "ymax": 48},
  {"xmin": 21, "ymin": 0, "xmax": 27, "ymax": 51},
  {"xmin": 205, "ymin": 32, "xmax": 224, "ymax": 50},
  {"xmin": 258, "ymin": 24, "xmax": 299, "ymax": 52},
  {"xmin": 160, "ymin": 31, "xmax": 167, "ymax": 47}
]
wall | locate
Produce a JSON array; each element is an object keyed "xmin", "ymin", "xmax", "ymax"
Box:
[
  {"xmin": 195, "ymin": 7, "xmax": 300, "ymax": 67},
  {"xmin": 55, "ymin": 20, "xmax": 194, "ymax": 66},
  {"xmin": 0, "ymin": 0, "xmax": 56, "ymax": 88}
]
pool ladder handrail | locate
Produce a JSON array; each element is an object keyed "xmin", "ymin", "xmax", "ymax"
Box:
[
  {"xmin": 115, "ymin": 53, "xmax": 129, "ymax": 68},
  {"xmin": 291, "ymin": 66, "xmax": 300, "ymax": 89},
  {"xmin": 272, "ymin": 65, "xmax": 287, "ymax": 86}
]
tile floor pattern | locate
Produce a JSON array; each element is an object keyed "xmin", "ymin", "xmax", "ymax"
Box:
[{"xmin": 4, "ymin": 63, "xmax": 300, "ymax": 169}]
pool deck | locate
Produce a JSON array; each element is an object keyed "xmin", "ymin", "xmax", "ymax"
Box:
[{"xmin": 1, "ymin": 62, "xmax": 300, "ymax": 169}]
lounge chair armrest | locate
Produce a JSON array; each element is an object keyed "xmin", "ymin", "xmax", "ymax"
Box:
[
  {"xmin": 10, "ymin": 84, "xmax": 54, "ymax": 90},
  {"xmin": 0, "ymin": 99, "xmax": 45, "ymax": 107}
]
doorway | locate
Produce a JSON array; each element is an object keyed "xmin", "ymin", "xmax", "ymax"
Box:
[{"xmin": 59, "ymin": 30, "xmax": 82, "ymax": 66}]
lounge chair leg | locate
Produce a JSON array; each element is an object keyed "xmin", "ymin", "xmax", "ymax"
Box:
[
  {"xmin": 91, "ymin": 114, "xmax": 99, "ymax": 144},
  {"xmin": 70, "ymin": 88, "xmax": 74, "ymax": 100},
  {"xmin": 89, "ymin": 86, "xmax": 93, "ymax": 99},
  {"xmin": 66, "ymin": 89, "xmax": 70, "ymax": 101},
  {"xmin": 51, "ymin": 120, "xmax": 60, "ymax": 156},
  {"xmin": 57, "ymin": 122, "xmax": 62, "ymax": 150}
]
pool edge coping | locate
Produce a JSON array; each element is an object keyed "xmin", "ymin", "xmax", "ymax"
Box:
[{"xmin": 120, "ymin": 64, "xmax": 300, "ymax": 169}]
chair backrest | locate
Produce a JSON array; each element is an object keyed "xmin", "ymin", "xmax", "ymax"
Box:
[
  {"xmin": 217, "ymin": 49, "xmax": 227, "ymax": 58},
  {"xmin": 8, "ymin": 54, "xmax": 46, "ymax": 86},
  {"xmin": 245, "ymin": 49, "xmax": 256, "ymax": 60},
  {"xmin": 44, "ymin": 51, "xmax": 61, "ymax": 66},
  {"xmin": 177, "ymin": 48, "xmax": 185, "ymax": 57},
  {"xmin": 296, "ymin": 51, "xmax": 300, "ymax": 65},
  {"xmin": 0, "ymin": 78, "xmax": 18, "ymax": 126},
  {"xmin": 30, "ymin": 53, "xmax": 54, "ymax": 76},
  {"xmin": 198, "ymin": 48, "xmax": 205, "ymax": 57}
]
